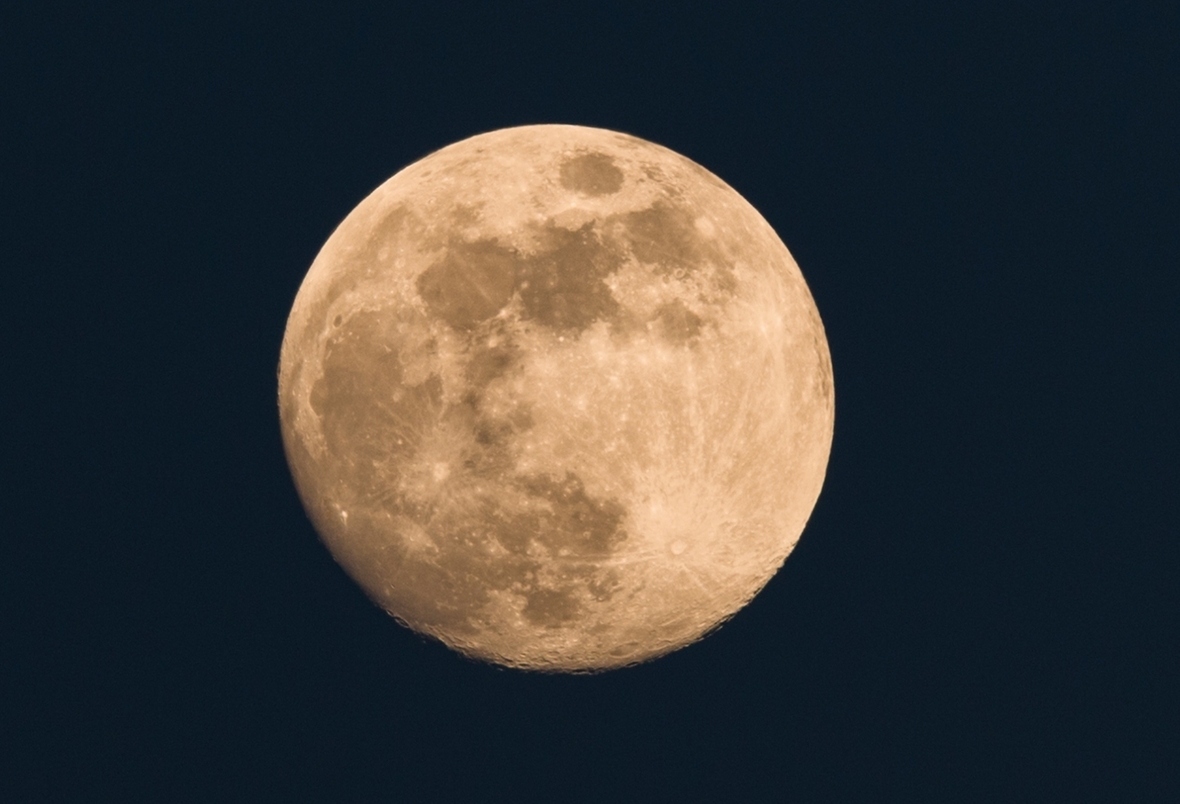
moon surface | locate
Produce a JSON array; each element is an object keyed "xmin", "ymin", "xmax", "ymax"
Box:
[{"xmin": 279, "ymin": 125, "xmax": 833, "ymax": 671}]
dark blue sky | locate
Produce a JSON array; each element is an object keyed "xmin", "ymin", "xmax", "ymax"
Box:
[{"xmin": 5, "ymin": 2, "xmax": 1176, "ymax": 801}]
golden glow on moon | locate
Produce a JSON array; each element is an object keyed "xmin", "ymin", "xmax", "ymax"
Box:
[{"xmin": 279, "ymin": 125, "xmax": 833, "ymax": 671}]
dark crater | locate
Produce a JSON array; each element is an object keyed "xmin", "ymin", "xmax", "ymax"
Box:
[{"xmin": 559, "ymin": 152, "xmax": 625, "ymax": 196}]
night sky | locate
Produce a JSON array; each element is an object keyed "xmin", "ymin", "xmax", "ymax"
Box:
[{"xmin": 6, "ymin": 3, "xmax": 1177, "ymax": 801}]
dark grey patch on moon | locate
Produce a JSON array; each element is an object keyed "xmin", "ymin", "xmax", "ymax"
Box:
[
  {"xmin": 416, "ymin": 238, "xmax": 518, "ymax": 330},
  {"xmin": 415, "ymin": 222, "xmax": 624, "ymax": 338},
  {"xmin": 458, "ymin": 334, "xmax": 535, "ymax": 469},
  {"xmin": 310, "ymin": 310, "xmax": 442, "ymax": 472},
  {"xmin": 559, "ymin": 152, "xmax": 625, "ymax": 196},
  {"xmin": 517, "ymin": 223, "xmax": 622, "ymax": 333},
  {"xmin": 616, "ymin": 201, "xmax": 714, "ymax": 277},
  {"xmin": 522, "ymin": 588, "xmax": 581, "ymax": 627},
  {"xmin": 294, "ymin": 205, "xmax": 418, "ymax": 366},
  {"xmin": 464, "ymin": 336, "xmax": 519, "ymax": 390},
  {"xmin": 379, "ymin": 467, "xmax": 628, "ymax": 633},
  {"xmin": 517, "ymin": 472, "xmax": 628, "ymax": 557},
  {"xmin": 494, "ymin": 471, "xmax": 628, "ymax": 628},
  {"xmin": 653, "ymin": 299, "xmax": 703, "ymax": 344}
]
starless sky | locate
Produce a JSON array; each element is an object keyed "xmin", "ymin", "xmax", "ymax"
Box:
[{"xmin": 4, "ymin": 2, "xmax": 1177, "ymax": 801}]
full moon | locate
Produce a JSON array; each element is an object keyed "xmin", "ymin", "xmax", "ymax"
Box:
[{"xmin": 279, "ymin": 125, "xmax": 833, "ymax": 671}]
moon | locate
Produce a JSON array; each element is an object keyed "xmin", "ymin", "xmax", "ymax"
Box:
[{"xmin": 279, "ymin": 124, "xmax": 833, "ymax": 672}]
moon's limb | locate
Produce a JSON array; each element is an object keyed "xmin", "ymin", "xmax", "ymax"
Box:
[{"xmin": 279, "ymin": 125, "xmax": 833, "ymax": 671}]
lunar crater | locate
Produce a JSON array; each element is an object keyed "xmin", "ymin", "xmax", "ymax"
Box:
[{"xmin": 559, "ymin": 151, "xmax": 625, "ymax": 196}]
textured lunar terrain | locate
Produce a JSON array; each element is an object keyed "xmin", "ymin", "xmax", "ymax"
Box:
[{"xmin": 279, "ymin": 125, "xmax": 833, "ymax": 671}]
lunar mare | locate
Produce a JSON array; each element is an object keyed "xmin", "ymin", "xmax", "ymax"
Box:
[{"xmin": 279, "ymin": 125, "xmax": 833, "ymax": 671}]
